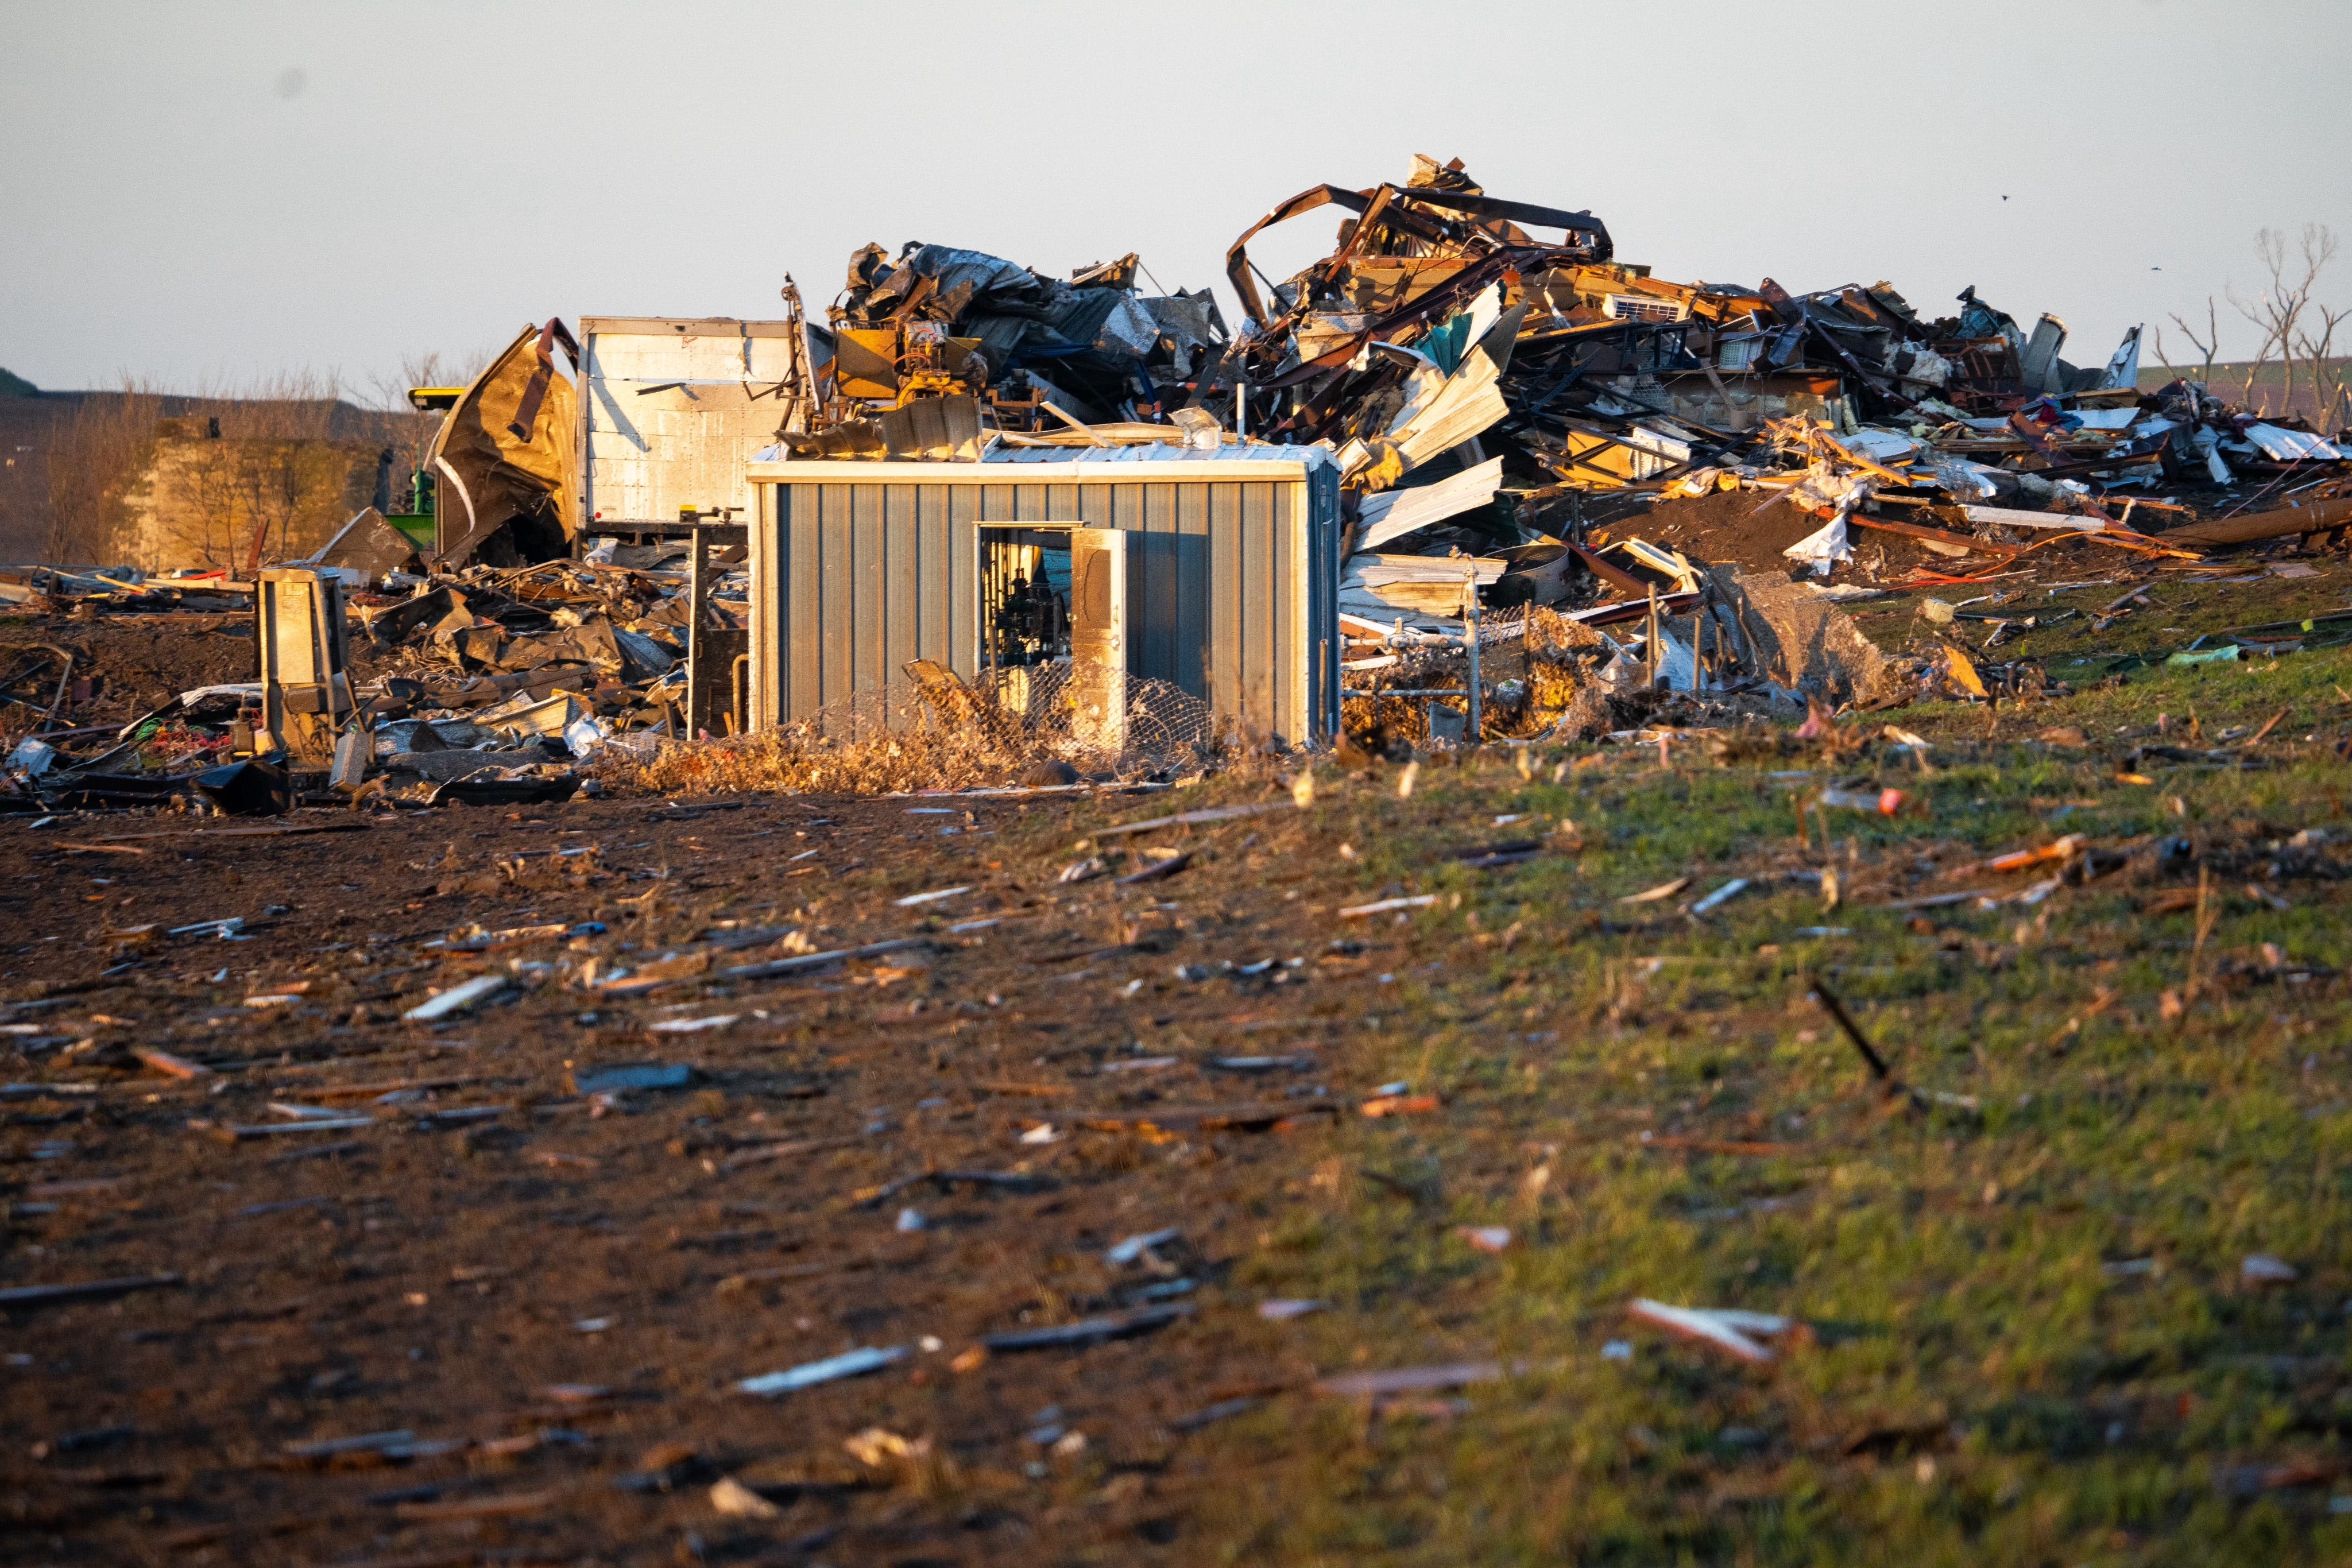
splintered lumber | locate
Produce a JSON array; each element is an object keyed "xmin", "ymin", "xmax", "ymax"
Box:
[
  {"xmin": 981, "ymin": 1304, "xmax": 1192, "ymax": 1351},
  {"xmin": 1850, "ymin": 513, "xmax": 2020, "ymax": 556},
  {"xmin": 722, "ymin": 937, "xmax": 926, "ymax": 982},
  {"xmin": 131, "ymin": 1046, "xmax": 212, "ymax": 1079},
  {"xmin": 1094, "ymin": 803, "xmax": 1285, "ymax": 838}
]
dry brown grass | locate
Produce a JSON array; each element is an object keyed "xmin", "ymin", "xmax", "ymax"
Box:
[
  {"xmin": 44, "ymin": 384, "xmax": 170, "ymax": 560},
  {"xmin": 597, "ymin": 713, "xmax": 1025, "ymax": 797},
  {"xmin": 36, "ymin": 371, "xmax": 437, "ymax": 563},
  {"xmin": 593, "ymin": 691, "xmax": 1274, "ymax": 801}
]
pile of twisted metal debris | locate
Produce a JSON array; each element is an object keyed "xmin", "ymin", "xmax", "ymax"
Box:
[
  {"xmin": 9, "ymin": 153, "xmax": 2350, "ymax": 803},
  {"xmin": 760, "ymin": 153, "xmax": 2346, "ymax": 736},
  {"xmin": 1202, "ymin": 156, "xmax": 2345, "ymax": 610}
]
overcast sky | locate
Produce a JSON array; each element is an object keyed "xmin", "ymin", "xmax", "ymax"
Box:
[{"xmin": 4, "ymin": 0, "xmax": 2346, "ymax": 399}]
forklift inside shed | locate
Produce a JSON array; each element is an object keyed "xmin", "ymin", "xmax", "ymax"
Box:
[
  {"xmin": 978, "ymin": 522, "xmax": 1129, "ymax": 751},
  {"xmin": 978, "ymin": 526, "xmax": 1071, "ymax": 669}
]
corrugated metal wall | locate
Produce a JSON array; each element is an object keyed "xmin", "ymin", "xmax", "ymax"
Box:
[{"xmin": 748, "ymin": 463, "xmax": 1339, "ymax": 745}]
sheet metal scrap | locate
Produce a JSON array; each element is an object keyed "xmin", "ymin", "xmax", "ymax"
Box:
[
  {"xmin": 1278, "ymin": 156, "xmax": 2352, "ymax": 744},
  {"xmin": 789, "ymin": 240, "xmax": 1233, "ymax": 446}
]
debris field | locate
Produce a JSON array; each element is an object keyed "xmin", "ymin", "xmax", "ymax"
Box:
[
  {"xmin": 9, "ymin": 615, "xmax": 2352, "ymax": 1566},
  {"xmin": 4, "ymin": 152, "xmax": 2352, "ymax": 1566}
]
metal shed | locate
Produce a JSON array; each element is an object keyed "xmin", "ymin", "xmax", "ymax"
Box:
[{"xmin": 742, "ymin": 445, "xmax": 1341, "ymax": 746}]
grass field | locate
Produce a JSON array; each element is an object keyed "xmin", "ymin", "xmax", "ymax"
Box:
[{"xmin": 1125, "ymin": 644, "xmax": 2352, "ymax": 1565}]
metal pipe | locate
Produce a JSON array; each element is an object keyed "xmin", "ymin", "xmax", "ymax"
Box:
[
  {"xmin": 1645, "ymin": 584, "xmax": 1660, "ymax": 689},
  {"xmin": 1463, "ymin": 570, "xmax": 1482, "ymax": 744}
]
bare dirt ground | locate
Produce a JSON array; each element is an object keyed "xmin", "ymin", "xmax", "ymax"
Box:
[
  {"xmin": 1, "ymin": 779, "xmax": 1428, "ymax": 1566},
  {"xmin": 9, "ymin": 535, "xmax": 2352, "ymax": 1566},
  {"xmin": 4, "ymin": 618, "xmax": 260, "ymax": 723}
]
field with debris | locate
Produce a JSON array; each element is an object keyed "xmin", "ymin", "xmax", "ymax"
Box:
[
  {"xmin": 5, "ymin": 149, "xmax": 2351, "ymax": 1567},
  {"xmin": 8, "ymin": 564, "xmax": 2352, "ymax": 1567}
]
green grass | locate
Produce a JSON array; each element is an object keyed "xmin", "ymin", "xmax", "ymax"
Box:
[
  {"xmin": 1849, "ymin": 563, "xmax": 2351, "ymax": 668},
  {"xmin": 1165, "ymin": 645, "xmax": 2352, "ymax": 1565}
]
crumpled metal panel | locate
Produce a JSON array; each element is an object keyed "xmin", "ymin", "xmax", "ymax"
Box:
[{"xmin": 1090, "ymin": 295, "xmax": 1159, "ymax": 359}]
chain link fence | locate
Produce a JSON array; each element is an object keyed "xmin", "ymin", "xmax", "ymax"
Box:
[
  {"xmin": 600, "ymin": 659, "xmax": 1221, "ymax": 795},
  {"xmin": 805, "ymin": 661, "xmax": 1218, "ymax": 773}
]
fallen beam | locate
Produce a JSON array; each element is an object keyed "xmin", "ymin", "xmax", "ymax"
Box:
[
  {"xmin": 1851, "ymin": 514, "xmax": 2020, "ymax": 556},
  {"xmin": 2160, "ymin": 495, "xmax": 2352, "ymax": 549}
]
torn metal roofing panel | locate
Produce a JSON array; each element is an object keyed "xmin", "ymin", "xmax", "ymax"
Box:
[
  {"xmin": 979, "ymin": 442, "xmax": 1342, "ymax": 471},
  {"xmin": 1356, "ymin": 457, "xmax": 1504, "ymax": 552}
]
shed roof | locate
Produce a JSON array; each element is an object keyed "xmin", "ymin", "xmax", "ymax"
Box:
[{"xmin": 746, "ymin": 440, "xmax": 1334, "ymax": 484}]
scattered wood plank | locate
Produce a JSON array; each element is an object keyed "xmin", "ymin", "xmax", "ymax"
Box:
[
  {"xmin": 1070, "ymin": 1102, "xmax": 1338, "ymax": 1134},
  {"xmin": 1095, "ymin": 803, "xmax": 1284, "ymax": 838},
  {"xmin": 721, "ymin": 938, "xmax": 927, "ymax": 984},
  {"xmin": 211, "ymin": 1118, "xmax": 377, "ymax": 1141},
  {"xmin": 285, "ymin": 1076, "xmax": 477, "ymax": 1102},
  {"xmin": 1314, "ymin": 1361, "xmax": 1517, "ymax": 1399},
  {"xmin": 131, "ymin": 1046, "xmax": 212, "ymax": 1079},
  {"xmin": 981, "ymin": 1304, "xmax": 1193, "ymax": 1352}
]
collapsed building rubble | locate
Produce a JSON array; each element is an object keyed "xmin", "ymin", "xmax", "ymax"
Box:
[
  {"xmin": 1177, "ymin": 155, "xmax": 2350, "ymax": 740},
  {"xmin": 719, "ymin": 154, "xmax": 2349, "ymax": 757},
  {"xmin": 1, "ymin": 535, "xmax": 729, "ymax": 815},
  {"xmin": 6, "ymin": 153, "xmax": 2352, "ymax": 813}
]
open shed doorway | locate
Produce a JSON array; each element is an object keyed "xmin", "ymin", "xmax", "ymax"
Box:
[{"xmin": 978, "ymin": 523, "xmax": 1126, "ymax": 752}]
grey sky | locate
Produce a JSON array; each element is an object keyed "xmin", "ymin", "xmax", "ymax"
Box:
[{"xmin": 4, "ymin": 0, "xmax": 2346, "ymax": 400}]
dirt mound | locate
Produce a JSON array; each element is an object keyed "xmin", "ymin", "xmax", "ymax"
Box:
[
  {"xmin": 2, "ymin": 616, "xmax": 254, "ymax": 721},
  {"xmin": 1584, "ymin": 487, "xmax": 1972, "ymax": 581}
]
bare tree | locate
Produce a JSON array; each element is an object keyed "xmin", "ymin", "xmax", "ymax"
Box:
[
  {"xmin": 43, "ymin": 379, "xmax": 166, "ymax": 562},
  {"xmin": 363, "ymin": 349, "xmax": 496, "ymax": 512},
  {"xmin": 2293, "ymin": 300, "xmax": 2349, "ymax": 432},
  {"xmin": 2229, "ymin": 223, "xmax": 2336, "ymax": 416},
  {"xmin": 2166, "ymin": 297, "xmax": 2223, "ymax": 384}
]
